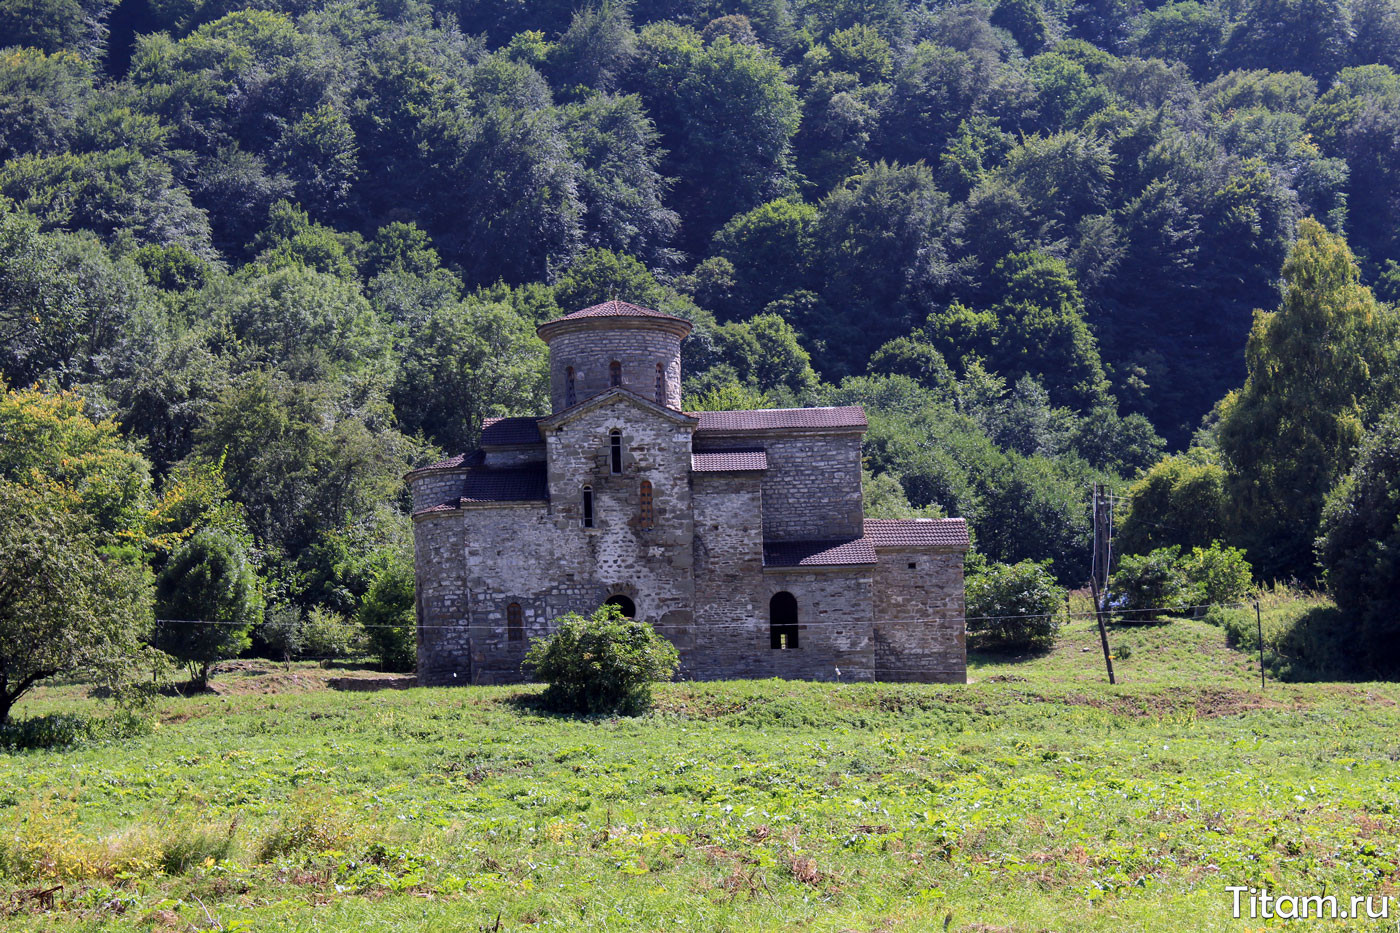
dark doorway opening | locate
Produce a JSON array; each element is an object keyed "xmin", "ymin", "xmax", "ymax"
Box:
[
  {"xmin": 605, "ymin": 595, "xmax": 636, "ymax": 618},
  {"xmin": 770, "ymin": 592, "xmax": 799, "ymax": 649}
]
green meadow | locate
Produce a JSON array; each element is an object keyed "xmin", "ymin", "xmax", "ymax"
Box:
[{"xmin": 3, "ymin": 612, "xmax": 1398, "ymax": 932}]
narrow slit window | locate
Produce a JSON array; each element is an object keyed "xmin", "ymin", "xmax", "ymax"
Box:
[
  {"xmin": 655, "ymin": 363, "xmax": 665, "ymax": 405},
  {"xmin": 610, "ymin": 360, "xmax": 622, "ymax": 387},
  {"xmin": 639, "ymin": 480, "xmax": 654, "ymax": 529},
  {"xmin": 582, "ymin": 486, "xmax": 594, "ymax": 528},
  {"xmin": 565, "ymin": 366, "xmax": 576, "ymax": 406},
  {"xmin": 507, "ymin": 603, "xmax": 523, "ymax": 642},
  {"xmin": 609, "ymin": 430, "xmax": 623, "ymax": 474}
]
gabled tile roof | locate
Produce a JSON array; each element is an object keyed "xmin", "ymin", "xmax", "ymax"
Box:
[
  {"xmin": 558, "ymin": 299, "xmax": 689, "ymax": 322},
  {"xmin": 763, "ymin": 537, "xmax": 878, "ymax": 568},
  {"xmin": 863, "ymin": 518, "xmax": 970, "ymax": 549},
  {"xmin": 481, "ymin": 417, "xmax": 543, "ymax": 446},
  {"xmin": 407, "ymin": 449, "xmax": 484, "ymax": 477},
  {"xmin": 692, "ymin": 447, "xmax": 768, "ymax": 472},
  {"xmin": 691, "ymin": 406, "xmax": 868, "ymax": 433},
  {"xmin": 460, "ymin": 462, "xmax": 548, "ymax": 503}
]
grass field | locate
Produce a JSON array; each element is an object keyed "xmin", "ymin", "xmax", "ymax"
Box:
[{"xmin": 3, "ymin": 611, "xmax": 1399, "ymax": 932}]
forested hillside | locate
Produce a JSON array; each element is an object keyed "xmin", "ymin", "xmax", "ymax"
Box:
[{"xmin": 3, "ymin": 0, "xmax": 1400, "ymax": 662}]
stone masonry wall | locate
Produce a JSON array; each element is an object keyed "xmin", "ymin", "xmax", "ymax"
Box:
[
  {"xmin": 447, "ymin": 396, "xmax": 698, "ymax": 684},
  {"xmin": 689, "ymin": 472, "xmax": 764, "ymax": 676},
  {"xmin": 411, "ymin": 470, "xmax": 465, "ymax": 512},
  {"xmin": 547, "ymin": 324, "xmax": 683, "ymax": 412},
  {"xmin": 871, "ymin": 548, "xmax": 967, "ymax": 683},
  {"xmin": 698, "ymin": 569, "xmax": 875, "ymax": 681},
  {"xmin": 413, "ymin": 512, "xmax": 469, "ymax": 685},
  {"xmin": 758, "ymin": 432, "xmax": 865, "ymax": 541}
]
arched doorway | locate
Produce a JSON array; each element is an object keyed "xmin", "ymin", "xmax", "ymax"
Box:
[
  {"xmin": 605, "ymin": 594, "xmax": 636, "ymax": 618},
  {"xmin": 770, "ymin": 592, "xmax": 799, "ymax": 649}
]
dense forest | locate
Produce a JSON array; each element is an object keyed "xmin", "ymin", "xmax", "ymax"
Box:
[{"xmin": 2, "ymin": 0, "xmax": 1400, "ymax": 678}]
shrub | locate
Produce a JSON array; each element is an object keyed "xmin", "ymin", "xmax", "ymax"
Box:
[
  {"xmin": 965, "ymin": 553, "xmax": 1066, "ymax": 652},
  {"xmin": 1111, "ymin": 547, "xmax": 1196, "ymax": 621},
  {"xmin": 523, "ymin": 604, "xmax": 680, "ymax": 715},
  {"xmin": 1112, "ymin": 542, "xmax": 1254, "ymax": 621},
  {"xmin": 1181, "ymin": 543, "xmax": 1253, "ymax": 605},
  {"xmin": 0, "ymin": 711, "xmax": 154, "ymax": 752},
  {"xmin": 299, "ymin": 608, "xmax": 366, "ymax": 661},
  {"xmin": 259, "ymin": 603, "xmax": 305, "ymax": 662}
]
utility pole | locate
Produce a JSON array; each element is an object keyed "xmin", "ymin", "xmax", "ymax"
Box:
[{"xmin": 1089, "ymin": 483, "xmax": 1117, "ymax": 685}]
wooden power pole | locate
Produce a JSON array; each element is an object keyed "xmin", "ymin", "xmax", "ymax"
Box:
[{"xmin": 1089, "ymin": 483, "xmax": 1117, "ymax": 685}]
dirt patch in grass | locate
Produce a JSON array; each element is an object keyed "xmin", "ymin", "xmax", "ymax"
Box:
[
  {"xmin": 203, "ymin": 661, "xmax": 408, "ymax": 696},
  {"xmin": 1052, "ymin": 686, "xmax": 1286, "ymax": 719}
]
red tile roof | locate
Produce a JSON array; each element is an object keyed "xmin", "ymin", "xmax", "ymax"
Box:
[
  {"xmin": 692, "ymin": 447, "xmax": 768, "ymax": 472},
  {"xmin": 863, "ymin": 518, "xmax": 969, "ymax": 548},
  {"xmin": 481, "ymin": 417, "xmax": 543, "ymax": 446},
  {"xmin": 408, "ymin": 450, "xmax": 484, "ymax": 477},
  {"xmin": 763, "ymin": 538, "xmax": 878, "ymax": 568},
  {"xmin": 558, "ymin": 299, "xmax": 690, "ymax": 323},
  {"xmin": 691, "ymin": 406, "xmax": 868, "ymax": 433},
  {"xmin": 460, "ymin": 463, "xmax": 548, "ymax": 503}
]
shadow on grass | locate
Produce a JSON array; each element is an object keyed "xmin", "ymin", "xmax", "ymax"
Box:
[{"xmin": 967, "ymin": 639, "xmax": 1056, "ymax": 665}]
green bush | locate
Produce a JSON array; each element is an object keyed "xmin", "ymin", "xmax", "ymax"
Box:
[
  {"xmin": 965, "ymin": 553, "xmax": 1066, "ymax": 652},
  {"xmin": 1112, "ymin": 542, "xmax": 1253, "ymax": 622},
  {"xmin": 0, "ymin": 711, "xmax": 154, "ymax": 751},
  {"xmin": 1181, "ymin": 543, "xmax": 1253, "ymax": 605},
  {"xmin": 523, "ymin": 604, "xmax": 680, "ymax": 715},
  {"xmin": 300, "ymin": 608, "xmax": 366, "ymax": 661}
]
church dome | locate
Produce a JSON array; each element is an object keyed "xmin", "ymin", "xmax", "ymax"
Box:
[{"xmin": 537, "ymin": 300, "xmax": 692, "ymax": 413}]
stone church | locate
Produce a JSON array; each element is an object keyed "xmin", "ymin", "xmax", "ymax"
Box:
[{"xmin": 408, "ymin": 300, "xmax": 969, "ymax": 685}]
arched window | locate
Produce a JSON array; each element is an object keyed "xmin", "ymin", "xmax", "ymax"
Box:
[
  {"xmin": 655, "ymin": 363, "xmax": 665, "ymax": 405},
  {"xmin": 610, "ymin": 360, "xmax": 622, "ymax": 387},
  {"xmin": 507, "ymin": 603, "xmax": 523, "ymax": 642},
  {"xmin": 609, "ymin": 430, "xmax": 623, "ymax": 474},
  {"xmin": 565, "ymin": 366, "xmax": 576, "ymax": 407},
  {"xmin": 770, "ymin": 592, "xmax": 799, "ymax": 649},
  {"xmin": 582, "ymin": 486, "xmax": 594, "ymax": 528},
  {"xmin": 606, "ymin": 594, "xmax": 636, "ymax": 618},
  {"xmin": 639, "ymin": 480, "xmax": 654, "ymax": 528}
]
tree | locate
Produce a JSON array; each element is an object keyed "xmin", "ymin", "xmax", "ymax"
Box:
[
  {"xmin": 0, "ymin": 482, "xmax": 153, "ymax": 723},
  {"xmin": 631, "ymin": 25, "xmax": 801, "ymax": 250},
  {"xmin": 991, "ymin": 0, "xmax": 1048, "ymax": 55},
  {"xmin": 0, "ymin": 208, "xmax": 154, "ymax": 390},
  {"xmin": 154, "ymin": 528, "xmax": 262, "ymax": 688},
  {"xmin": 1224, "ymin": 0, "xmax": 1351, "ymax": 79},
  {"xmin": 1216, "ymin": 219, "xmax": 1400, "ymax": 578},
  {"xmin": 0, "ymin": 0, "xmax": 117, "ymax": 60},
  {"xmin": 523, "ymin": 603, "xmax": 680, "ymax": 715},
  {"xmin": 0, "ymin": 381, "xmax": 152, "ymax": 536},
  {"xmin": 391, "ymin": 297, "xmax": 548, "ymax": 454},
  {"xmin": 1130, "ymin": 2, "xmax": 1226, "ymax": 81},
  {"xmin": 709, "ymin": 197, "xmax": 818, "ymax": 320},
  {"xmin": 357, "ymin": 558, "xmax": 416, "ymax": 672},
  {"xmin": 926, "ymin": 252, "xmax": 1109, "ymax": 411},
  {"xmin": 812, "ymin": 161, "xmax": 958, "ymax": 374},
  {"xmin": 1116, "ymin": 451, "xmax": 1231, "ymax": 555},
  {"xmin": 1317, "ymin": 412, "xmax": 1400, "ymax": 671},
  {"xmin": 560, "ymin": 93, "xmax": 678, "ymax": 267}
]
